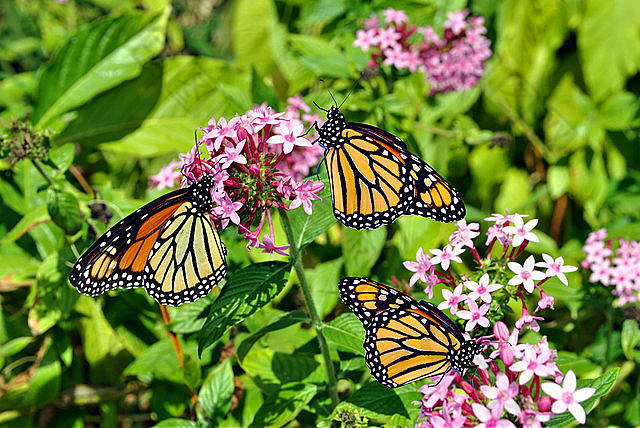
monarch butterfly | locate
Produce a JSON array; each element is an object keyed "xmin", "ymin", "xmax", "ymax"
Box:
[
  {"xmin": 69, "ymin": 174, "xmax": 227, "ymax": 306},
  {"xmin": 338, "ymin": 277, "xmax": 481, "ymax": 388},
  {"xmin": 315, "ymin": 106, "xmax": 465, "ymax": 229}
]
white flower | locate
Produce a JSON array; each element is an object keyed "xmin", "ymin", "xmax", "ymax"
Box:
[{"xmin": 541, "ymin": 370, "xmax": 595, "ymax": 424}]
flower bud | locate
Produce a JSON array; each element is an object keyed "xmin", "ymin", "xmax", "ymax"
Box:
[
  {"xmin": 538, "ymin": 396, "xmax": 552, "ymax": 412},
  {"xmin": 500, "ymin": 346, "xmax": 514, "ymax": 367},
  {"xmin": 494, "ymin": 321, "xmax": 510, "ymax": 342}
]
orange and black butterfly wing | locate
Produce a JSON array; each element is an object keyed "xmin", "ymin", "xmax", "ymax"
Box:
[
  {"xmin": 348, "ymin": 122, "xmax": 466, "ymax": 224},
  {"xmin": 338, "ymin": 277, "xmax": 414, "ymax": 324},
  {"xmin": 325, "ymin": 124, "xmax": 412, "ymax": 229},
  {"xmin": 363, "ymin": 304, "xmax": 462, "ymax": 387},
  {"xmin": 338, "ymin": 277, "xmax": 468, "ymax": 388},
  {"xmin": 69, "ymin": 178, "xmax": 227, "ymax": 306}
]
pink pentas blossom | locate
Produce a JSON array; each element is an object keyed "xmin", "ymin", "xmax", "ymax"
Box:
[
  {"xmin": 508, "ymin": 255, "xmax": 546, "ymax": 293},
  {"xmin": 536, "ymin": 290, "xmax": 555, "ymax": 312},
  {"xmin": 456, "ymin": 299, "xmax": 490, "ymax": 331},
  {"xmin": 472, "ymin": 403, "xmax": 516, "ymax": 428},
  {"xmin": 267, "ymin": 121, "xmax": 312, "ymax": 154},
  {"xmin": 541, "ymin": 370, "xmax": 595, "ymax": 424},
  {"xmin": 480, "ymin": 372, "xmax": 520, "ymax": 416},
  {"xmin": 536, "ymin": 254, "xmax": 577, "ymax": 286},
  {"xmin": 149, "ymin": 98, "xmax": 324, "ymax": 254},
  {"xmin": 465, "ymin": 273, "xmax": 503, "ymax": 303},
  {"xmin": 383, "ymin": 7, "xmax": 408, "ymax": 25},
  {"xmin": 148, "ymin": 161, "xmax": 182, "ymax": 191},
  {"xmin": 289, "ymin": 179, "xmax": 324, "ymax": 215},
  {"xmin": 515, "ymin": 310, "xmax": 544, "ymax": 332},
  {"xmin": 450, "ymin": 220, "xmax": 480, "ymax": 248},
  {"xmin": 503, "ymin": 216, "xmax": 540, "ymax": 247},
  {"xmin": 438, "ymin": 283, "xmax": 467, "ymax": 314},
  {"xmin": 510, "ymin": 346, "xmax": 554, "ymax": 385},
  {"xmin": 353, "ymin": 8, "xmax": 491, "ymax": 95},
  {"xmin": 582, "ymin": 229, "xmax": 640, "ymax": 306},
  {"xmin": 430, "ymin": 244, "xmax": 464, "ymax": 270},
  {"xmin": 403, "ymin": 247, "xmax": 433, "ymax": 287}
]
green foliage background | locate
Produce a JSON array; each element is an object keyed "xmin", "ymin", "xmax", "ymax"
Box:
[{"xmin": 0, "ymin": 0, "xmax": 639, "ymax": 427}]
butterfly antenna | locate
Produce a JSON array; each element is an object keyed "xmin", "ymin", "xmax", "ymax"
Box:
[
  {"xmin": 328, "ymin": 89, "xmax": 338, "ymax": 107},
  {"xmin": 338, "ymin": 71, "xmax": 364, "ymax": 109},
  {"xmin": 313, "ymin": 101, "xmax": 329, "ymax": 113}
]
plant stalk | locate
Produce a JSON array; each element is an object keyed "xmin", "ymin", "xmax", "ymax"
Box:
[{"xmin": 279, "ymin": 209, "xmax": 339, "ymax": 409}]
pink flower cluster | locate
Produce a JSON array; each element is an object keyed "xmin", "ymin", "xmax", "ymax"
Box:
[
  {"xmin": 416, "ymin": 322, "xmax": 595, "ymax": 428},
  {"xmin": 353, "ymin": 8, "xmax": 492, "ymax": 94},
  {"xmin": 148, "ymin": 97, "xmax": 326, "ymax": 254},
  {"xmin": 403, "ymin": 213, "xmax": 577, "ymax": 331},
  {"xmin": 582, "ymin": 228, "xmax": 640, "ymax": 306}
]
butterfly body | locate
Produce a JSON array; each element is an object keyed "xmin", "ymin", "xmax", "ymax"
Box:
[
  {"xmin": 69, "ymin": 175, "xmax": 227, "ymax": 306},
  {"xmin": 339, "ymin": 277, "xmax": 481, "ymax": 388},
  {"xmin": 316, "ymin": 107, "xmax": 465, "ymax": 229}
]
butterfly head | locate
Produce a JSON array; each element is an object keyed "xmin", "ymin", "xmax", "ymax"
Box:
[
  {"xmin": 191, "ymin": 174, "xmax": 216, "ymax": 212},
  {"xmin": 450, "ymin": 339, "xmax": 483, "ymax": 372},
  {"xmin": 316, "ymin": 106, "xmax": 347, "ymax": 148}
]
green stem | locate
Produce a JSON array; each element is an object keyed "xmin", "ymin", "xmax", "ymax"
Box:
[
  {"xmin": 279, "ymin": 208, "xmax": 339, "ymax": 409},
  {"xmin": 32, "ymin": 159, "xmax": 55, "ymax": 186}
]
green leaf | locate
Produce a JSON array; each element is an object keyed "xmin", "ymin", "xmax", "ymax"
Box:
[
  {"xmin": 124, "ymin": 340, "xmax": 183, "ymax": 384},
  {"xmin": 494, "ymin": 168, "xmax": 532, "ymax": 214},
  {"xmin": 168, "ymin": 296, "xmax": 214, "ymax": 334},
  {"xmin": 305, "ymin": 258, "xmax": 343, "ymax": 318},
  {"xmin": 323, "ymin": 313, "xmax": 365, "ymax": 356},
  {"xmin": 181, "ymin": 352, "xmax": 201, "ymax": 391},
  {"xmin": 47, "ymin": 188, "xmax": 84, "ymax": 235},
  {"xmin": 251, "ymin": 67, "xmax": 279, "ymax": 110},
  {"xmin": 252, "ymin": 383, "xmax": 317, "ymax": 428},
  {"xmin": 237, "ymin": 310, "xmax": 309, "ymax": 362},
  {"xmin": 546, "ymin": 368, "xmax": 619, "ymax": 428},
  {"xmin": 543, "ymin": 74, "xmax": 598, "ymax": 159},
  {"xmin": 621, "ymin": 319, "xmax": 640, "ymax": 360},
  {"xmin": 287, "ymin": 174, "xmax": 335, "ymax": 248},
  {"xmin": 597, "ymin": 91, "xmax": 640, "ymax": 131},
  {"xmin": 0, "ymin": 204, "xmax": 49, "ymax": 245},
  {"xmin": 48, "ymin": 143, "xmax": 74, "ymax": 172},
  {"xmin": 199, "ymin": 359, "xmax": 234, "ymax": 421},
  {"xmin": 55, "ymin": 56, "xmax": 247, "ymax": 157},
  {"xmin": 0, "ymin": 337, "xmax": 35, "ymax": 358},
  {"xmin": 340, "ymin": 382, "xmax": 420, "ymax": 423},
  {"xmin": 298, "ymin": 0, "xmax": 347, "ymax": 27},
  {"xmin": 239, "ymin": 348, "xmax": 324, "ymax": 393},
  {"xmin": 578, "ymin": 0, "xmax": 640, "ymax": 101},
  {"xmin": 199, "ymin": 262, "xmax": 290, "ymax": 354},
  {"xmin": 29, "ymin": 252, "xmax": 77, "ymax": 335},
  {"xmin": 289, "ymin": 34, "xmax": 353, "ymax": 79},
  {"xmin": 232, "ymin": 0, "xmax": 277, "ymax": 75},
  {"xmin": 547, "ymin": 166, "xmax": 570, "ymax": 199},
  {"xmin": 33, "ymin": 9, "xmax": 169, "ymax": 127},
  {"xmin": 342, "ymin": 227, "xmax": 387, "ymax": 276},
  {"xmin": 154, "ymin": 419, "xmax": 198, "ymax": 428}
]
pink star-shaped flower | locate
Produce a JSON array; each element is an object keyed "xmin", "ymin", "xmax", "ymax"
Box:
[
  {"xmin": 480, "ymin": 372, "xmax": 520, "ymax": 416},
  {"xmin": 353, "ymin": 28, "xmax": 379, "ymax": 52},
  {"xmin": 438, "ymin": 284, "xmax": 467, "ymax": 314},
  {"xmin": 465, "ymin": 273, "xmax": 503, "ymax": 303},
  {"xmin": 541, "ymin": 370, "xmax": 595, "ymax": 424},
  {"xmin": 515, "ymin": 311, "xmax": 544, "ymax": 332},
  {"xmin": 430, "ymin": 244, "xmax": 464, "ymax": 270},
  {"xmin": 259, "ymin": 233, "xmax": 290, "ymax": 257},
  {"xmin": 382, "ymin": 8, "xmax": 408, "ymax": 25},
  {"xmin": 403, "ymin": 247, "xmax": 434, "ymax": 287},
  {"xmin": 289, "ymin": 179, "xmax": 324, "ymax": 215},
  {"xmin": 510, "ymin": 346, "xmax": 554, "ymax": 385},
  {"xmin": 472, "ymin": 403, "xmax": 516, "ymax": 428},
  {"xmin": 536, "ymin": 254, "xmax": 577, "ymax": 286},
  {"xmin": 503, "ymin": 216, "xmax": 540, "ymax": 247},
  {"xmin": 377, "ymin": 26, "xmax": 401, "ymax": 50},
  {"xmin": 267, "ymin": 122, "xmax": 311, "ymax": 154},
  {"xmin": 456, "ymin": 299, "xmax": 490, "ymax": 331},
  {"xmin": 220, "ymin": 141, "xmax": 247, "ymax": 169},
  {"xmin": 508, "ymin": 255, "xmax": 546, "ymax": 293},
  {"xmin": 450, "ymin": 220, "xmax": 480, "ymax": 248},
  {"xmin": 212, "ymin": 194, "xmax": 243, "ymax": 228}
]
